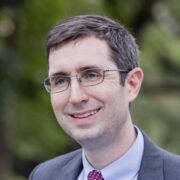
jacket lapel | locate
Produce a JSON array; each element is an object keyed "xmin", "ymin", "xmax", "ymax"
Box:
[
  {"xmin": 60, "ymin": 150, "xmax": 83, "ymax": 180},
  {"xmin": 138, "ymin": 132, "xmax": 164, "ymax": 180}
]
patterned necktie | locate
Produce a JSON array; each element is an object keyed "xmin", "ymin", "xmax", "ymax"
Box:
[{"xmin": 88, "ymin": 170, "xmax": 104, "ymax": 180}]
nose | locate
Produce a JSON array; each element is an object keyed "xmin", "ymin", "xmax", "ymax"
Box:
[{"xmin": 68, "ymin": 77, "xmax": 89, "ymax": 105}]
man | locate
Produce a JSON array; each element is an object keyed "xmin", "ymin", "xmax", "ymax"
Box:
[{"xmin": 29, "ymin": 15, "xmax": 180, "ymax": 180}]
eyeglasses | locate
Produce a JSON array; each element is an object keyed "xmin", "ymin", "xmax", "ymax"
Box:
[{"xmin": 43, "ymin": 68, "xmax": 130, "ymax": 94}]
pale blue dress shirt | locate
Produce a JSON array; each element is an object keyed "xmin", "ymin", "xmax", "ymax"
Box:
[{"xmin": 77, "ymin": 127, "xmax": 144, "ymax": 180}]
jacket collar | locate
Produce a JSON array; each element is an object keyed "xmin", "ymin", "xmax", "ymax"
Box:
[
  {"xmin": 138, "ymin": 131, "xmax": 164, "ymax": 180},
  {"xmin": 61, "ymin": 149, "xmax": 83, "ymax": 180}
]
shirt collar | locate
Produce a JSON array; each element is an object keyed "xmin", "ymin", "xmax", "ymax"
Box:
[{"xmin": 81, "ymin": 127, "xmax": 144, "ymax": 180}]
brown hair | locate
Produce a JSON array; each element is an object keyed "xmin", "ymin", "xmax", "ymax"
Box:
[{"xmin": 46, "ymin": 14, "xmax": 140, "ymax": 85}]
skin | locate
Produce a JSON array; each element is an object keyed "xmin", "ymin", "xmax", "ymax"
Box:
[{"xmin": 48, "ymin": 36, "xmax": 144, "ymax": 169}]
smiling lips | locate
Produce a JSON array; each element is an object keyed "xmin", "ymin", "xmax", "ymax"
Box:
[{"xmin": 70, "ymin": 108, "xmax": 100, "ymax": 119}]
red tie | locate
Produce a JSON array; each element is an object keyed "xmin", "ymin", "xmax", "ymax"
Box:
[{"xmin": 88, "ymin": 170, "xmax": 104, "ymax": 180}]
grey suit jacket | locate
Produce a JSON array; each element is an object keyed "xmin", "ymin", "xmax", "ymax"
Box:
[{"xmin": 29, "ymin": 132, "xmax": 180, "ymax": 180}]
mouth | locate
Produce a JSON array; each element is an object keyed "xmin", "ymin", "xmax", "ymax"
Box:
[{"xmin": 70, "ymin": 108, "xmax": 101, "ymax": 119}]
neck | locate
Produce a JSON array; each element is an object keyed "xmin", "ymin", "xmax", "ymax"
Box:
[{"xmin": 83, "ymin": 122, "xmax": 137, "ymax": 169}]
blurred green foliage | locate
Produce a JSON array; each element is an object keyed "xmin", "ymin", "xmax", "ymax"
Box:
[{"xmin": 0, "ymin": 0, "xmax": 180, "ymax": 179}]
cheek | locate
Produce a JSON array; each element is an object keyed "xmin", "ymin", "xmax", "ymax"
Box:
[
  {"xmin": 50, "ymin": 94, "xmax": 68, "ymax": 113},
  {"xmin": 100, "ymin": 85, "xmax": 128, "ymax": 117},
  {"xmin": 91, "ymin": 82, "xmax": 123, "ymax": 103}
]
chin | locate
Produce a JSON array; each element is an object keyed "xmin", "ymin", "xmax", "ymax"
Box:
[{"xmin": 71, "ymin": 128, "xmax": 104, "ymax": 146}]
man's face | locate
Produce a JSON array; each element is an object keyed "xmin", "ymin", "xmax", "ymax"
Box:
[{"xmin": 48, "ymin": 36, "xmax": 132, "ymax": 147}]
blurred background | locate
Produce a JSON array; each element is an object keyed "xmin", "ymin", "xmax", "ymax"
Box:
[{"xmin": 0, "ymin": 0, "xmax": 180, "ymax": 179}]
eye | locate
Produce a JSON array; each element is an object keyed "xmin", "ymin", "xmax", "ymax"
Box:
[
  {"xmin": 51, "ymin": 76, "xmax": 68, "ymax": 86},
  {"xmin": 82, "ymin": 69, "xmax": 102, "ymax": 81}
]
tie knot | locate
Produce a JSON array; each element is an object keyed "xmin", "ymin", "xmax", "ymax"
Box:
[{"xmin": 88, "ymin": 170, "xmax": 104, "ymax": 180}]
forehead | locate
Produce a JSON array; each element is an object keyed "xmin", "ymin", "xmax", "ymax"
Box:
[{"xmin": 48, "ymin": 36, "xmax": 117, "ymax": 75}]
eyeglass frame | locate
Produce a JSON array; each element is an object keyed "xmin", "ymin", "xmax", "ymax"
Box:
[{"xmin": 43, "ymin": 68, "xmax": 131, "ymax": 94}]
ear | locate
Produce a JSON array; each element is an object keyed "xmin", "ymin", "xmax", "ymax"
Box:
[{"xmin": 125, "ymin": 67, "xmax": 144, "ymax": 103}]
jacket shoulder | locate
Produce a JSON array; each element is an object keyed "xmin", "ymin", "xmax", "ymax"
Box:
[
  {"xmin": 160, "ymin": 148, "xmax": 180, "ymax": 179},
  {"xmin": 28, "ymin": 149, "xmax": 82, "ymax": 180},
  {"xmin": 140, "ymin": 130, "xmax": 180, "ymax": 180}
]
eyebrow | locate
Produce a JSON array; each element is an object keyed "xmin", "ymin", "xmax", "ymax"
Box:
[
  {"xmin": 49, "ymin": 71, "xmax": 68, "ymax": 77},
  {"xmin": 49, "ymin": 65, "xmax": 101, "ymax": 77},
  {"xmin": 78, "ymin": 65, "xmax": 101, "ymax": 72}
]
